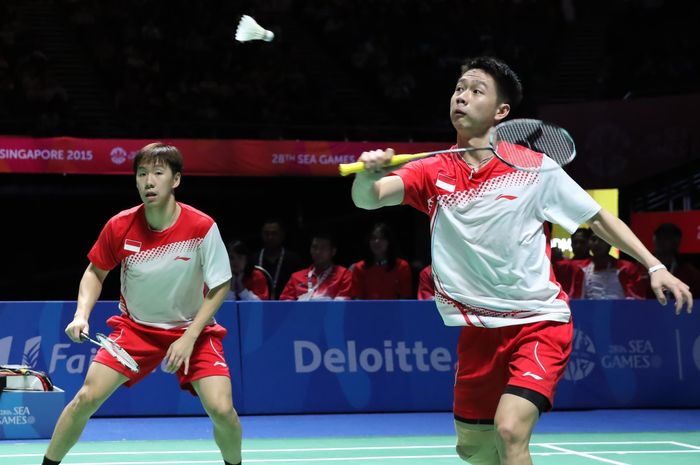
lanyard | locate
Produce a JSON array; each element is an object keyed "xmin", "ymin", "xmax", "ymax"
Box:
[
  {"xmin": 259, "ymin": 248, "xmax": 285, "ymax": 298},
  {"xmin": 306, "ymin": 266, "xmax": 332, "ymax": 298}
]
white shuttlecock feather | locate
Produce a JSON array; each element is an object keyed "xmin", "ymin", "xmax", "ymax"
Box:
[{"xmin": 235, "ymin": 15, "xmax": 274, "ymax": 42}]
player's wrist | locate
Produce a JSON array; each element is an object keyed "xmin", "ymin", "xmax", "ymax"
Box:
[{"xmin": 648, "ymin": 264, "xmax": 667, "ymax": 274}]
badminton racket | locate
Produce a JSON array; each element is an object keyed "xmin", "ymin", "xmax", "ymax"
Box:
[
  {"xmin": 80, "ymin": 332, "xmax": 140, "ymax": 373},
  {"xmin": 339, "ymin": 118, "xmax": 576, "ymax": 176}
]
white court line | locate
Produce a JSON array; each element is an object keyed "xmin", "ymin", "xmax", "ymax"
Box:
[
  {"xmin": 1, "ymin": 445, "xmax": 455, "ymax": 458},
  {"xmin": 12, "ymin": 456, "xmax": 460, "ymax": 465},
  {"xmin": 538, "ymin": 444, "xmax": 631, "ymax": 465},
  {"xmin": 676, "ymin": 329, "xmax": 684, "ymax": 380},
  {"xmin": 669, "ymin": 441, "xmax": 700, "ymax": 450}
]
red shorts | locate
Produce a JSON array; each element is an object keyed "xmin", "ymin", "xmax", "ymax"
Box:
[
  {"xmin": 453, "ymin": 318, "xmax": 572, "ymax": 420},
  {"xmin": 93, "ymin": 315, "xmax": 231, "ymax": 395}
]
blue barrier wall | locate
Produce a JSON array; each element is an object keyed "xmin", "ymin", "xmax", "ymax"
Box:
[{"xmin": 1, "ymin": 300, "xmax": 698, "ymax": 417}]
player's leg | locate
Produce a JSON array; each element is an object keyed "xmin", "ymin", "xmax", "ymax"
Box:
[
  {"xmin": 494, "ymin": 319, "xmax": 573, "ymax": 465},
  {"xmin": 493, "ymin": 391, "xmax": 540, "ymax": 465},
  {"xmin": 454, "ymin": 420, "xmax": 499, "ymax": 465},
  {"xmin": 193, "ymin": 375, "xmax": 242, "ymax": 465},
  {"xmin": 44, "ymin": 362, "xmax": 127, "ymax": 462},
  {"xmin": 452, "ymin": 326, "xmax": 509, "ymax": 464}
]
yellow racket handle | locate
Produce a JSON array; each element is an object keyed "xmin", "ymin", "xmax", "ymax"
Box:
[{"xmin": 338, "ymin": 152, "xmax": 434, "ymax": 176}]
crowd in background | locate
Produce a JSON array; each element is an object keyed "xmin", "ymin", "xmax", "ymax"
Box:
[
  {"xmin": 0, "ymin": 0, "xmax": 698, "ymax": 138},
  {"xmin": 226, "ymin": 219, "xmax": 700, "ymax": 303}
]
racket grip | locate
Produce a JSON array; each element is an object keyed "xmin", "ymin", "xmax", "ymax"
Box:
[{"xmin": 338, "ymin": 154, "xmax": 427, "ymax": 176}]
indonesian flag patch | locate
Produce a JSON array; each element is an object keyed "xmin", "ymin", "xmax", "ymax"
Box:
[
  {"xmin": 436, "ymin": 173, "xmax": 456, "ymax": 192},
  {"xmin": 124, "ymin": 239, "xmax": 142, "ymax": 253}
]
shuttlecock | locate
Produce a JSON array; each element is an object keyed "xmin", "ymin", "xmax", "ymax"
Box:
[{"xmin": 235, "ymin": 15, "xmax": 274, "ymax": 42}]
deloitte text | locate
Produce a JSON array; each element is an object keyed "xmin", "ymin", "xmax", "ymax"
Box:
[{"xmin": 294, "ymin": 340, "xmax": 453, "ymax": 374}]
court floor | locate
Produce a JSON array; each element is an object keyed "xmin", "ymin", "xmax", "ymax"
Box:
[{"xmin": 2, "ymin": 411, "xmax": 699, "ymax": 465}]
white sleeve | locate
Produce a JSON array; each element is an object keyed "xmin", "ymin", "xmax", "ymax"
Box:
[
  {"xmin": 200, "ymin": 223, "xmax": 232, "ymax": 290},
  {"xmin": 537, "ymin": 162, "xmax": 601, "ymax": 234}
]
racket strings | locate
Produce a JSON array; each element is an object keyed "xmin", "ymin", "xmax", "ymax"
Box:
[
  {"xmin": 97, "ymin": 334, "xmax": 139, "ymax": 372},
  {"xmin": 495, "ymin": 120, "xmax": 575, "ymax": 169}
]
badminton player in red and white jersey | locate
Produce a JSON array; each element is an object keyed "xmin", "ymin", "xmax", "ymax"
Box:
[
  {"xmin": 43, "ymin": 143, "xmax": 242, "ymax": 465},
  {"xmin": 351, "ymin": 56, "xmax": 693, "ymax": 465}
]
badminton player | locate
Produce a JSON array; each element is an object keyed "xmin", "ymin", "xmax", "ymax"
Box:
[
  {"xmin": 43, "ymin": 143, "xmax": 242, "ymax": 465},
  {"xmin": 351, "ymin": 56, "xmax": 693, "ymax": 465}
]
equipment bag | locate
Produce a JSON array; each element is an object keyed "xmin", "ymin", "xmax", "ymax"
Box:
[{"xmin": 0, "ymin": 365, "xmax": 53, "ymax": 392}]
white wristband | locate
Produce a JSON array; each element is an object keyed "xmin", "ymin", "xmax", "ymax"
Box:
[{"xmin": 648, "ymin": 264, "xmax": 667, "ymax": 274}]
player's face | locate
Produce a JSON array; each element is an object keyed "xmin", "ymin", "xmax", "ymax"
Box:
[
  {"xmin": 136, "ymin": 161, "xmax": 180, "ymax": 206},
  {"xmin": 450, "ymin": 69, "xmax": 509, "ymax": 135},
  {"xmin": 229, "ymin": 250, "xmax": 246, "ymax": 274},
  {"xmin": 262, "ymin": 223, "xmax": 284, "ymax": 248},
  {"xmin": 310, "ymin": 238, "xmax": 335, "ymax": 267}
]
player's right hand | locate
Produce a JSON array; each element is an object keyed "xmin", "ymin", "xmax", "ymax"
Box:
[
  {"xmin": 65, "ymin": 317, "xmax": 89, "ymax": 343},
  {"xmin": 358, "ymin": 148, "xmax": 395, "ymax": 174}
]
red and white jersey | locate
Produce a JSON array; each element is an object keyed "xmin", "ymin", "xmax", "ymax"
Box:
[
  {"xmin": 279, "ymin": 265, "xmax": 353, "ymax": 301},
  {"xmin": 88, "ymin": 202, "xmax": 231, "ymax": 329},
  {"xmin": 393, "ymin": 148, "xmax": 600, "ymax": 328}
]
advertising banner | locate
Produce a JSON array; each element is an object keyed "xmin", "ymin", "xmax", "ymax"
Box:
[{"xmin": 0, "ymin": 137, "xmax": 446, "ymax": 177}]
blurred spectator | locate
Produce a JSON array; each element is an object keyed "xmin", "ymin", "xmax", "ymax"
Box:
[
  {"xmin": 225, "ymin": 240, "xmax": 269, "ymax": 301},
  {"xmin": 253, "ymin": 219, "xmax": 302, "ymax": 300},
  {"xmin": 649, "ymin": 223, "xmax": 700, "ymax": 296},
  {"xmin": 351, "ymin": 223, "xmax": 412, "ymax": 300},
  {"xmin": 551, "ymin": 246, "xmax": 584, "ymax": 299},
  {"xmin": 280, "ymin": 232, "xmax": 352, "ymax": 301},
  {"xmin": 570, "ymin": 227, "xmax": 592, "ymax": 260},
  {"xmin": 580, "ymin": 234, "xmax": 647, "ymax": 299},
  {"xmin": 417, "ymin": 265, "xmax": 435, "ymax": 300}
]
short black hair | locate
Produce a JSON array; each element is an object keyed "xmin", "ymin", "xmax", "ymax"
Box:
[
  {"xmin": 572, "ymin": 227, "xmax": 593, "ymax": 240},
  {"xmin": 311, "ymin": 231, "xmax": 336, "ymax": 248},
  {"xmin": 654, "ymin": 223, "xmax": 682, "ymax": 240},
  {"xmin": 461, "ymin": 56, "xmax": 523, "ymax": 108},
  {"xmin": 133, "ymin": 142, "xmax": 183, "ymax": 175}
]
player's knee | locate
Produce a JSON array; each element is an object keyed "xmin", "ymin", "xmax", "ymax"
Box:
[
  {"xmin": 206, "ymin": 402, "xmax": 238, "ymax": 426},
  {"xmin": 455, "ymin": 444, "xmax": 498, "ymax": 465},
  {"xmin": 70, "ymin": 387, "xmax": 103, "ymax": 415},
  {"xmin": 495, "ymin": 421, "xmax": 527, "ymax": 450}
]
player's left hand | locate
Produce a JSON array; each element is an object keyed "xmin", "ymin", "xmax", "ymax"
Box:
[
  {"xmin": 164, "ymin": 334, "xmax": 196, "ymax": 375},
  {"xmin": 650, "ymin": 269, "xmax": 693, "ymax": 315}
]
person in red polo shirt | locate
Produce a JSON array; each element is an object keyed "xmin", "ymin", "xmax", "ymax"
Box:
[
  {"xmin": 351, "ymin": 222, "xmax": 413, "ymax": 299},
  {"xmin": 226, "ymin": 240, "xmax": 269, "ymax": 301},
  {"xmin": 280, "ymin": 232, "xmax": 353, "ymax": 301}
]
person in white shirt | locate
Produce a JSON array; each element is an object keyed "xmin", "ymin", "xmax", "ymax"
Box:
[{"xmin": 350, "ymin": 56, "xmax": 692, "ymax": 465}]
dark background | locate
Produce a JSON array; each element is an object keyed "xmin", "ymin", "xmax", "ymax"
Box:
[{"xmin": 1, "ymin": 0, "xmax": 698, "ymax": 299}]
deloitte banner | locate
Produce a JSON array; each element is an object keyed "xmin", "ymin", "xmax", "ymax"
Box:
[
  {"xmin": 238, "ymin": 301, "xmax": 461, "ymax": 414},
  {"xmin": 0, "ymin": 301, "xmax": 242, "ymax": 416},
  {"xmin": 0, "ymin": 300, "xmax": 699, "ymax": 418}
]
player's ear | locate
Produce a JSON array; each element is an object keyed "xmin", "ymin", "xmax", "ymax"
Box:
[
  {"xmin": 172, "ymin": 172, "xmax": 181, "ymax": 188},
  {"xmin": 494, "ymin": 102, "xmax": 510, "ymax": 123}
]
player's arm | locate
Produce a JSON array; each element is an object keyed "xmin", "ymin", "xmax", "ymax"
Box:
[
  {"xmin": 65, "ymin": 263, "xmax": 109, "ymax": 342},
  {"xmin": 588, "ymin": 208, "xmax": 693, "ymax": 313},
  {"xmin": 164, "ymin": 280, "xmax": 230, "ymax": 374},
  {"xmin": 351, "ymin": 149, "xmax": 405, "ymax": 209}
]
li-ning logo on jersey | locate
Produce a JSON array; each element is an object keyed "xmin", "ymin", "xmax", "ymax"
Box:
[
  {"xmin": 213, "ymin": 361, "xmax": 227, "ymax": 367},
  {"xmin": 124, "ymin": 239, "xmax": 142, "ymax": 253},
  {"xmin": 522, "ymin": 371, "xmax": 543, "ymax": 380},
  {"xmin": 432, "ymin": 171, "xmax": 539, "ymax": 210},
  {"xmin": 495, "ymin": 194, "xmax": 518, "ymax": 201},
  {"xmin": 174, "ymin": 256, "xmax": 191, "ymax": 261}
]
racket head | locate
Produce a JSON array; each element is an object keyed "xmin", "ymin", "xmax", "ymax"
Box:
[
  {"xmin": 95, "ymin": 333, "xmax": 140, "ymax": 373},
  {"xmin": 490, "ymin": 119, "xmax": 576, "ymax": 172}
]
